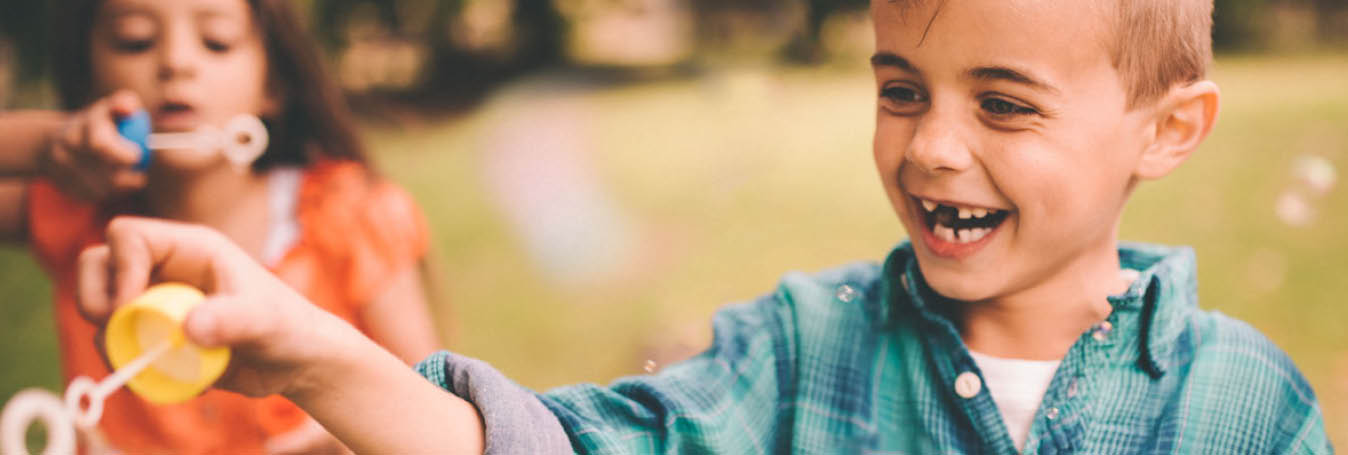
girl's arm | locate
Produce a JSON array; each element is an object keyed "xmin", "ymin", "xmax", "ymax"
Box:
[
  {"xmin": 361, "ymin": 264, "xmax": 442, "ymax": 365},
  {"xmin": 0, "ymin": 110, "xmax": 65, "ymax": 177},
  {"xmin": 75, "ymin": 217, "xmax": 485, "ymax": 454},
  {"xmin": 0, "ymin": 92, "xmax": 145, "ymax": 199},
  {"xmin": 0, "ymin": 110, "xmax": 63, "ymax": 242}
]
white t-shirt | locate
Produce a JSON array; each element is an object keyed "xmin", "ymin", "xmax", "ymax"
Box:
[
  {"xmin": 259, "ymin": 167, "xmax": 303, "ymax": 267},
  {"xmin": 969, "ymin": 351, "xmax": 1061, "ymax": 451}
]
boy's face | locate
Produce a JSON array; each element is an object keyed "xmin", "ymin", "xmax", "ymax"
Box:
[{"xmin": 871, "ymin": 0, "xmax": 1153, "ymax": 301}]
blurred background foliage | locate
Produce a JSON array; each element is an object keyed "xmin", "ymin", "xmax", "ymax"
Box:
[
  {"xmin": 2, "ymin": 0, "xmax": 1346, "ymax": 449},
  {"xmin": 4, "ymin": 0, "xmax": 1347, "ymax": 107}
]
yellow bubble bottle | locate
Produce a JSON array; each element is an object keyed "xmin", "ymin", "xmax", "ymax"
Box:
[{"xmin": 103, "ymin": 283, "xmax": 231, "ymax": 404}]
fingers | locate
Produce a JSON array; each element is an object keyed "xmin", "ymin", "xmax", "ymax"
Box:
[
  {"xmin": 76, "ymin": 245, "xmax": 115, "ymax": 322},
  {"xmin": 109, "ymin": 169, "xmax": 148, "ymax": 191},
  {"xmin": 83, "ymin": 93, "xmax": 143, "ymax": 168},
  {"xmin": 41, "ymin": 92, "xmax": 147, "ymax": 201},
  {"xmin": 105, "ymin": 218, "xmax": 156, "ymax": 304},
  {"xmin": 103, "ymin": 217, "xmax": 243, "ymax": 298},
  {"xmin": 105, "ymin": 90, "xmax": 144, "ymax": 118},
  {"xmin": 77, "ymin": 216, "xmax": 261, "ymax": 325},
  {"xmin": 184, "ymin": 295, "xmax": 276, "ymax": 349}
]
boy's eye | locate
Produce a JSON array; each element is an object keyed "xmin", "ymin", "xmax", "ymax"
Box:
[
  {"xmin": 980, "ymin": 98, "xmax": 1038, "ymax": 117},
  {"xmin": 879, "ymin": 84, "xmax": 928, "ymax": 115},
  {"xmin": 881, "ymin": 85, "xmax": 926, "ymax": 103}
]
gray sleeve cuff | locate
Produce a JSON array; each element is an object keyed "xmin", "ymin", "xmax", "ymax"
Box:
[{"xmin": 415, "ymin": 350, "xmax": 573, "ymax": 454}]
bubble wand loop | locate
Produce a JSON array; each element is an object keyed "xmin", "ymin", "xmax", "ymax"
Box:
[{"xmin": 64, "ymin": 335, "xmax": 182, "ymax": 428}]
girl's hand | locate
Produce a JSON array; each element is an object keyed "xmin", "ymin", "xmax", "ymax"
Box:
[
  {"xmin": 41, "ymin": 91, "xmax": 148, "ymax": 201},
  {"xmin": 75, "ymin": 216, "xmax": 355, "ymax": 398}
]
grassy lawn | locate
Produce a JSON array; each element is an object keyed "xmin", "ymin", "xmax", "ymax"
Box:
[{"xmin": 3, "ymin": 53, "xmax": 1345, "ymax": 446}]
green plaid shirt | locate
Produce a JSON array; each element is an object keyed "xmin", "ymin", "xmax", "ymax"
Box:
[{"xmin": 418, "ymin": 242, "xmax": 1331, "ymax": 454}]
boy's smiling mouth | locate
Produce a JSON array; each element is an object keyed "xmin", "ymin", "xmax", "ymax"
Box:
[{"xmin": 911, "ymin": 196, "xmax": 1011, "ymax": 259}]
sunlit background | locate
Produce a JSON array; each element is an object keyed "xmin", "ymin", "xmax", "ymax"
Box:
[{"xmin": 2, "ymin": 0, "xmax": 1346, "ymax": 447}]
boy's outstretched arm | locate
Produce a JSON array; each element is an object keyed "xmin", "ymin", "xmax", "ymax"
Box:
[
  {"xmin": 417, "ymin": 278, "xmax": 804, "ymax": 453},
  {"xmin": 75, "ymin": 217, "xmax": 486, "ymax": 454}
]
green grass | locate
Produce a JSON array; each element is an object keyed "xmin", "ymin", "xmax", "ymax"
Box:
[{"xmin": 2, "ymin": 54, "xmax": 1345, "ymax": 446}]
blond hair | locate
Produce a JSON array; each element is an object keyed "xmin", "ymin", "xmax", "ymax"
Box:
[
  {"xmin": 1108, "ymin": 0, "xmax": 1213, "ymax": 108},
  {"xmin": 886, "ymin": 0, "xmax": 1214, "ymax": 108}
]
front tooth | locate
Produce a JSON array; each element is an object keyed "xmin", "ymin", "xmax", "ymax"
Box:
[
  {"xmin": 957, "ymin": 229, "xmax": 972, "ymax": 243},
  {"xmin": 922, "ymin": 200, "xmax": 937, "ymax": 212},
  {"xmin": 969, "ymin": 228, "xmax": 988, "ymax": 241},
  {"xmin": 971, "ymin": 208, "xmax": 988, "ymax": 218},
  {"xmin": 935, "ymin": 225, "xmax": 956, "ymax": 242},
  {"xmin": 958, "ymin": 208, "xmax": 972, "ymax": 219}
]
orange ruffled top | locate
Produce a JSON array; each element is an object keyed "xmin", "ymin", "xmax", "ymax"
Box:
[{"xmin": 26, "ymin": 160, "xmax": 429, "ymax": 454}]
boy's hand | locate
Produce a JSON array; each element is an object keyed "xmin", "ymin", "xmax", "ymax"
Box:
[
  {"xmin": 76, "ymin": 216, "xmax": 352, "ymax": 398},
  {"xmin": 41, "ymin": 91, "xmax": 148, "ymax": 201},
  {"xmin": 77, "ymin": 217, "xmax": 487, "ymax": 454}
]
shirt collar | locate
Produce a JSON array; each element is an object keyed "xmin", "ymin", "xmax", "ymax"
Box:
[{"xmin": 880, "ymin": 241, "xmax": 1199, "ymax": 379}]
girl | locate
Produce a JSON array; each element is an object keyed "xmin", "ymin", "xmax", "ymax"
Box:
[{"xmin": 0, "ymin": 0, "xmax": 441, "ymax": 452}]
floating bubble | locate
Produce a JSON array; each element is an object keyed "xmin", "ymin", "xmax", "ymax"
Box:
[
  {"xmin": 643, "ymin": 360, "xmax": 658, "ymax": 374},
  {"xmin": 1275, "ymin": 191, "xmax": 1315, "ymax": 227},
  {"xmin": 1292, "ymin": 155, "xmax": 1338, "ymax": 195}
]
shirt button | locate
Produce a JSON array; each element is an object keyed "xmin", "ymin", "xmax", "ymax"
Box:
[
  {"xmin": 1045, "ymin": 407, "xmax": 1060, "ymax": 420},
  {"xmin": 954, "ymin": 372, "xmax": 982, "ymax": 398},
  {"xmin": 835, "ymin": 284, "xmax": 859, "ymax": 303},
  {"xmin": 1091, "ymin": 320, "xmax": 1114, "ymax": 341}
]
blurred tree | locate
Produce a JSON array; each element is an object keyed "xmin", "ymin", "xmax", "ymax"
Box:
[
  {"xmin": 689, "ymin": 0, "xmax": 808, "ymax": 62},
  {"xmin": 1214, "ymin": 0, "xmax": 1269, "ymax": 50},
  {"xmin": 786, "ymin": 0, "xmax": 868, "ymax": 63},
  {"xmin": 1311, "ymin": 0, "xmax": 1348, "ymax": 44},
  {"xmin": 311, "ymin": 0, "xmax": 565, "ymax": 109},
  {"xmin": 313, "ymin": 0, "xmax": 404, "ymax": 52},
  {"xmin": 0, "ymin": 0, "xmax": 49, "ymax": 84}
]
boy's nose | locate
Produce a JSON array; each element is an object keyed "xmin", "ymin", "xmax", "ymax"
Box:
[{"xmin": 905, "ymin": 114, "xmax": 975, "ymax": 175}]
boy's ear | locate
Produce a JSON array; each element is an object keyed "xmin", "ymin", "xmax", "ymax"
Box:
[{"xmin": 1135, "ymin": 80, "xmax": 1220, "ymax": 180}]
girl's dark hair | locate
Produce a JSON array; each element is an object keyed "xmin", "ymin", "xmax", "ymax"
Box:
[{"xmin": 52, "ymin": 0, "xmax": 369, "ymax": 171}]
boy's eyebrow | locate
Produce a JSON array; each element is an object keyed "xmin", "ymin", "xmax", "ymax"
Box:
[
  {"xmin": 870, "ymin": 52, "xmax": 920, "ymax": 74},
  {"xmin": 968, "ymin": 66, "xmax": 1061, "ymax": 95}
]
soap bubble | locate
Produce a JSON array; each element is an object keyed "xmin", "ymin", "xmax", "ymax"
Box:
[
  {"xmin": 1275, "ymin": 191, "xmax": 1315, "ymax": 227},
  {"xmin": 1277, "ymin": 155, "xmax": 1339, "ymax": 227},
  {"xmin": 1292, "ymin": 155, "xmax": 1338, "ymax": 195}
]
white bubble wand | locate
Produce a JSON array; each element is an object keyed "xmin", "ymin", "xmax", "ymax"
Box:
[
  {"xmin": 1, "ymin": 285, "xmax": 228, "ymax": 455},
  {"xmin": 117, "ymin": 111, "xmax": 271, "ymax": 171},
  {"xmin": 0, "ymin": 338, "xmax": 179, "ymax": 455}
]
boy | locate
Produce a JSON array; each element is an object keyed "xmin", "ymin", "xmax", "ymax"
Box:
[{"xmin": 74, "ymin": 0, "xmax": 1331, "ymax": 453}]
